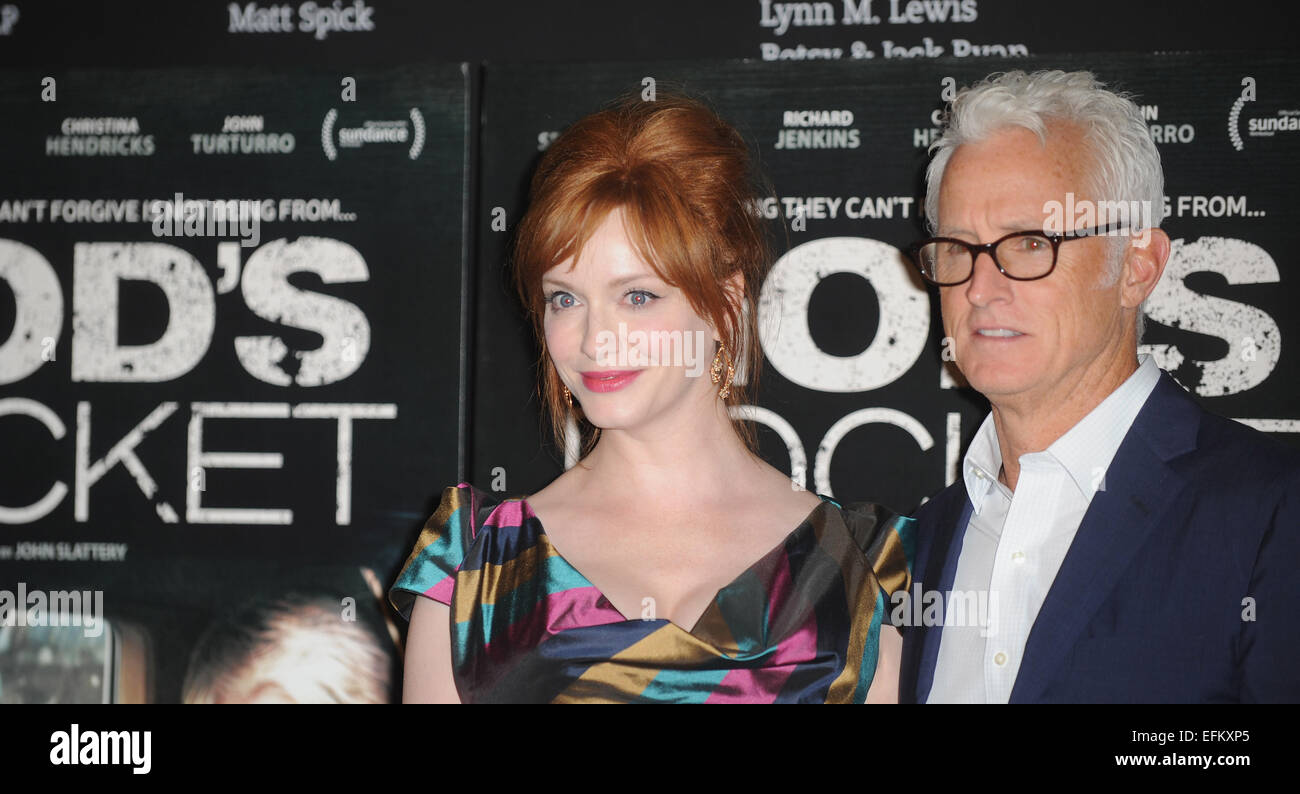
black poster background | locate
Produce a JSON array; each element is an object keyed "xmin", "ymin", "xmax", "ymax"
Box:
[
  {"xmin": 0, "ymin": 65, "xmax": 468, "ymax": 701},
  {"xmin": 471, "ymin": 53, "xmax": 1300, "ymax": 512},
  {"xmin": 0, "ymin": 1, "xmax": 1295, "ymax": 69}
]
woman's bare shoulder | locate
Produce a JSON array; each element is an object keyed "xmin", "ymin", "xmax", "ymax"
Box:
[
  {"xmin": 520, "ymin": 465, "xmax": 589, "ymax": 515},
  {"xmin": 746, "ymin": 459, "xmax": 824, "ymax": 513}
]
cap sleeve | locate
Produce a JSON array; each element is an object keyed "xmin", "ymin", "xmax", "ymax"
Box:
[
  {"xmin": 868, "ymin": 511, "xmax": 916, "ymax": 599},
  {"xmin": 841, "ymin": 501, "xmax": 916, "ymax": 599},
  {"xmin": 388, "ymin": 483, "xmax": 480, "ymax": 621}
]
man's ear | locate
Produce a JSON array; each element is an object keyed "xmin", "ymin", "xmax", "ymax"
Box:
[{"xmin": 1120, "ymin": 227, "xmax": 1170, "ymax": 310}]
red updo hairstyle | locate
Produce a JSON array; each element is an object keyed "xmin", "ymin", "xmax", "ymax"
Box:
[{"xmin": 512, "ymin": 91, "xmax": 771, "ymax": 459}]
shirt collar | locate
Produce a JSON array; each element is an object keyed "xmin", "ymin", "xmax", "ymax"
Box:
[
  {"xmin": 961, "ymin": 355, "xmax": 1163, "ymax": 508},
  {"xmin": 1047, "ymin": 355, "xmax": 1162, "ymax": 499},
  {"xmin": 962, "ymin": 412, "xmax": 1008, "ymax": 515}
]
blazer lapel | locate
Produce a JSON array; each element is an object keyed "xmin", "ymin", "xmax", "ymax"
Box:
[
  {"xmin": 909, "ymin": 491, "xmax": 974, "ymax": 704},
  {"xmin": 1009, "ymin": 374, "xmax": 1199, "ymax": 702}
]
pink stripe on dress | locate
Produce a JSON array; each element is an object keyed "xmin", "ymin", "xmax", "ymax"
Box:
[
  {"xmin": 481, "ymin": 585, "xmax": 623, "ymax": 662},
  {"xmin": 427, "ymin": 576, "xmax": 455, "ymax": 604},
  {"xmin": 706, "ymin": 551, "xmax": 818, "ymax": 702},
  {"xmin": 486, "ymin": 497, "xmax": 528, "ymax": 529}
]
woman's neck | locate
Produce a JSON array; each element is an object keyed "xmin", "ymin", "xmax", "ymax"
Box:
[{"xmin": 577, "ymin": 399, "xmax": 760, "ymax": 503}]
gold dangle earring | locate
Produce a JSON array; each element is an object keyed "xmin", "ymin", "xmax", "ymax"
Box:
[
  {"xmin": 554, "ymin": 357, "xmax": 573, "ymax": 411},
  {"xmin": 710, "ymin": 342, "xmax": 736, "ymax": 399}
]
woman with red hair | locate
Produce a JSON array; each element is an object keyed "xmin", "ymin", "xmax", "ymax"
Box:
[{"xmin": 391, "ymin": 93, "xmax": 912, "ymax": 703}]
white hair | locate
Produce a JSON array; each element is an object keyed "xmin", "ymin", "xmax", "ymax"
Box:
[{"xmin": 924, "ymin": 70, "xmax": 1164, "ymax": 341}]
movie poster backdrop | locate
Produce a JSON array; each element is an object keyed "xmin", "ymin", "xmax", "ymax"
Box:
[
  {"xmin": 0, "ymin": 65, "xmax": 469, "ymax": 702},
  {"xmin": 2, "ymin": 47, "xmax": 1298, "ymax": 703}
]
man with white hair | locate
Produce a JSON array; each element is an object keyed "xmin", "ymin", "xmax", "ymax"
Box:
[{"xmin": 898, "ymin": 70, "xmax": 1300, "ymax": 703}]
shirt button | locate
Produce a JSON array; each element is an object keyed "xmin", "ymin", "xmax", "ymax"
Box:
[
  {"xmin": 1011, "ymin": 551, "xmax": 1025, "ymax": 564},
  {"xmin": 994, "ymin": 652, "xmax": 1007, "ymax": 666}
]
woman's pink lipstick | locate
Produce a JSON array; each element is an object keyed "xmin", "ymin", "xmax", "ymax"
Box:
[{"xmin": 580, "ymin": 370, "xmax": 642, "ymax": 393}]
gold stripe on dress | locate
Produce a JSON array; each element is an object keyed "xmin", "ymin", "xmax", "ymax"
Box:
[
  {"xmin": 825, "ymin": 507, "xmax": 878, "ymax": 703},
  {"xmin": 552, "ymin": 625, "xmax": 721, "ymax": 703},
  {"xmin": 398, "ymin": 485, "xmax": 465, "ymax": 573},
  {"xmin": 870, "ymin": 518, "xmax": 912, "ymax": 597},
  {"xmin": 451, "ymin": 536, "xmax": 571, "ymax": 637}
]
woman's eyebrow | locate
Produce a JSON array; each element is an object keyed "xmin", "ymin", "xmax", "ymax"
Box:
[{"xmin": 542, "ymin": 272, "xmax": 663, "ymax": 290}]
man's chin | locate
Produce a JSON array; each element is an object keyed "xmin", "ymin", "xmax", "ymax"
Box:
[{"xmin": 962, "ymin": 367, "xmax": 1038, "ymax": 402}]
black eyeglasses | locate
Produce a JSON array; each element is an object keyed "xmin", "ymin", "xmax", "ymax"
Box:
[{"xmin": 907, "ymin": 224, "xmax": 1118, "ymax": 286}]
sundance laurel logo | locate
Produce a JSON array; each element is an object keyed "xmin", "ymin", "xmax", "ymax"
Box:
[
  {"xmin": 320, "ymin": 108, "xmax": 425, "ymax": 161},
  {"xmin": 50, "ymin": 724, "xmax": 151, "ymax": 775},
  {"xmin": 1230, "ymin": 76, "xmax": 1300, "ymax": 152}
]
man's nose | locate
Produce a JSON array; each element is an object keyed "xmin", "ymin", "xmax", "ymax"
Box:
[{"xmin": 964, "ymin": 250, "xmax": 1012, "ymax": 307}]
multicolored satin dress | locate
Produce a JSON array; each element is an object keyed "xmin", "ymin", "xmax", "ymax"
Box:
[{"xmin": 389, "ymin": 483, "xmax": 914, "ymax": 703}]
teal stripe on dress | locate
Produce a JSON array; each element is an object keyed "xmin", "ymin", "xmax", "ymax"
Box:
[
  {"xmin": 895, "ymin": 515, "xmax": 918, "ymax": 577},
  {"xmin": 388, "ymin": 501, "xmax": 467, "ymax": 617},
  {"xmin": 476, "ymin": 557, "xmax": 596, "ymax": 646},
  {"xmin": 638, "ymin": 666, "xmax": 731, "ymax": 703},
  {"xmin": 852, "ymin": 589, "xmax": 886, "ymax": 703},
  {"xmin": 428, "ymin": 503, "xmax": 467, "ymax": 574},
  {"xmin": 709, "ymin": 567, "xmax": 773, "ymax": 658}
]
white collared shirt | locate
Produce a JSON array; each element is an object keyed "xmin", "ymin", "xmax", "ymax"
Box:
[{"xmin": 926, "ymin": 355, "xmax": 1163, "ymax": 703}]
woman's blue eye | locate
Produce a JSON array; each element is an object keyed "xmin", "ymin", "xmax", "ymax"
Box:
[
  {"xmin": 627, "ymin": 290, "xmax": 659, "ymax": 307},
  {"xmin": 546, "ymin": 292, "xmax": 576, "ymax": 310}
]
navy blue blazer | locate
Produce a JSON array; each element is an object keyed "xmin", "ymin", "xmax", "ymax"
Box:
[{"xmin": 899, "ymin": 372, "xmax": 1300, "ymax": 703}]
